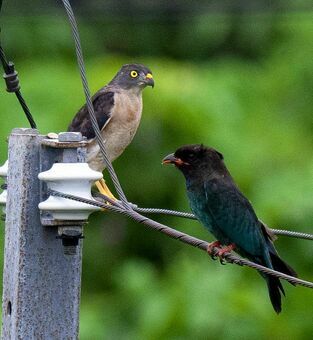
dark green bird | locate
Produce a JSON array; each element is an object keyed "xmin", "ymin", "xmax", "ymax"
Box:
[{"xmin": 163, "ymin": 144, "xmax": 297, "ymax": 313}]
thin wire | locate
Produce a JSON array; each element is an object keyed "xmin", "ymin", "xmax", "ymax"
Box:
[
  {"xmin": 49, "ymin": 189, "xmax": 313, "ymax": 290},
  {"xmin": 135, "ymin": 206, "xmax": 197, "ymax": 219},
  {"xmin": 270, "ymin": 229, "xmax": 313, "ymax": 241},
  {"xmin": 60, "ymin": 0, "xmax": 130, "ymax": 208},
  {"xmin": 132, "ymin": 206, "xmax": 313, "ymax": 241},
  {"xmin": 0, "ymin": 0, "xmax": 36, "ymax": 129}
]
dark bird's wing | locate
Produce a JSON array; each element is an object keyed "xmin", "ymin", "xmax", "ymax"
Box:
[
  {"xmin": 204, "ymin": 179, "xmax": 297, "ymax": 269},
  {"xmin": 203, "ymin": 179, "xmax": 267, "ymax": 257},
  {"xmin": 68, "ymin": 90, "xmax": 115, "ymax": 139},
  {"xmin": 203, "ymin": 178, "xmax": 297, "ymax": 314}
]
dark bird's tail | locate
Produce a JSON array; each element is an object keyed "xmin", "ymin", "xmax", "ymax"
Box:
[
  {"xmin": 266, "ymin": 275, "xmax": 284, "ymax": 314},
  {"xmin": 265, "ymin": 252, "xmax": 297, "ymax": 314}
]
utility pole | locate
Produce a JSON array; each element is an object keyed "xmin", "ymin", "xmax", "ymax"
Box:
[{"xmin": 1, "ymin": 128, "xmax": 85, "ymax": 339}]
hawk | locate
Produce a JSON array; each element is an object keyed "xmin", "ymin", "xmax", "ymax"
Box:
[{"xmin": 68, "ymin": 64, "xmax": 154, "ymax": 198}]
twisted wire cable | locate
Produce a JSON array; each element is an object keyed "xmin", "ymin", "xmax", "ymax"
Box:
[
  {"xmin": 61, "ymin": 0, "xmax": 130, "ymax": 208},
  {"xmin": 131, "ymin": 206, "xmax": 313, "ymax": 241},
  {"xmin": 49, "ymin": 189, "xmax": 313, "ymax": 289},
  {"xmin": 270, "ymin": 229, "xmax": 313, "ymax": 241}
]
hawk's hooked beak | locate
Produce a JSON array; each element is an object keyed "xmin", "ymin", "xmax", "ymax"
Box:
[
  {"xmin": 145, "ymin": 73, "xmax": 154, "ymax": 88},
  {"xmin": 162, "ymin": 153, "xmax": 188, "ymax": 166}
]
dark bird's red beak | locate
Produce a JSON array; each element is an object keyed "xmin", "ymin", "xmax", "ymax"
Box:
[{"xmin": 162, "ymin": 153, "xmax": 187, "ymax": 166}]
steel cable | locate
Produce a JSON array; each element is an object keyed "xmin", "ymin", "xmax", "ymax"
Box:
[
  {"xmin": 130, "ymin": 206, "xmax": 313, "ymax": 241},
  {"xmin": 61, "ymin": 0, "xmax": 130, "ymax": 208}
]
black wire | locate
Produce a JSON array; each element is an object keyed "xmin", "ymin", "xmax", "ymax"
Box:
[
  {"xmin": 0, "ymin": 2, "xmax": 37, "ymax": 129},
  {"xmin": 15, "ymin": 91, "xmax": 37, "ymax": 128}
]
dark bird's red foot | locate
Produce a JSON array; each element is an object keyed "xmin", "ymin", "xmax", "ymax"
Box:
[
  {"xmin": 206, "ymin": 240, "xmax": 222, "ymax": 260},
  {"xmin": 216, "ymin": 243, "xmax": 236, "ymax": 257},
  {"xmin": 216, "ymin": 243, "xmax": 236, "ymax": 264}
]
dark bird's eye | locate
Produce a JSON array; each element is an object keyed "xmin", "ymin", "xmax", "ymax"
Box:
[
  {"xmin": 130, "ymin": 70, "xmax": 138, "ymax": 78},
  {"xmin": 216, "ymin": 151, "xmax": 224, "ymax": 160},
  {"xmin": 188, "ymin": 153, "xmax": 195, "ymax": 159}
]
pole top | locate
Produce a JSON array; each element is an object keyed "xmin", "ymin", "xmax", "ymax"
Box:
[{"xmin": 11, "ymin": 128, "xmax": 38, "ymax": 135}]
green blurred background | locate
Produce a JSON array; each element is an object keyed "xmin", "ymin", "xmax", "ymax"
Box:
[{"xmin": 0, "ymin": 1, "xmax": 313, "ymax": 339}]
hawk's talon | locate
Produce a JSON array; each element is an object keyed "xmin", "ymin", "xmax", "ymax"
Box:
[
  {"xmin": 95, "ymin": 179, "xmax": 117, "ymax": 202},
  {"xmin": 95, "ymin": 179, "xmax": 118, "ymax": 211}
]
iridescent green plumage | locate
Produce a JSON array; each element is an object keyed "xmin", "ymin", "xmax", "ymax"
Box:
[{"xmin": 163, "ymin": 144, "xmax": 297, "ymax": 313}]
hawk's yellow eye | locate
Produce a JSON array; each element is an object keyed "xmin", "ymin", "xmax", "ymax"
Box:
[{"xmin": 130, "ymin": 70, "xmax": 138, "ymax": 78}]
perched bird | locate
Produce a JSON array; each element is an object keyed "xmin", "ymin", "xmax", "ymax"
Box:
[
  {"xmin": 163, "ymin": 144, "xmax": 297, "ymax": 313},
  {"xmin": 68, "ymin": 64, "xmax": 154, "ymax": 198}
]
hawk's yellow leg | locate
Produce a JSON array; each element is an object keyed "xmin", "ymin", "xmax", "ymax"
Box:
[{"xmin": 95, "ymin": 179, "xmax": 117, "ymax": 201}]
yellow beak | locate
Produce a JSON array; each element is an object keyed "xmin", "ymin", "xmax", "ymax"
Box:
[{"xmin": 145, "ymin": 73, "xmax": 154, "ymax": 87}]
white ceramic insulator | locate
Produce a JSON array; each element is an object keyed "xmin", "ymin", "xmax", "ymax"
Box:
[
  {"xmin": 0, "ymin": 160, "xmax": 8, "ymax": 211},
  {"xmin": 38, "ymin": 163, "xmax": 103, "ymax": 220}
]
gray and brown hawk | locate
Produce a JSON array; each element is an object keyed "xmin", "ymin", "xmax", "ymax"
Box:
[{"xmin": 68, "ymin": 63, "xmax": 154, "ymax": 198}]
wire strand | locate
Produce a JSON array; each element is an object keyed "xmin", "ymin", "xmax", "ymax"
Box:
[
  {"xmin": 131, "ymin": 206, "xmax": 313, "ymax": 241},
  {"xmin": 61, "ymin": 0, "xmax": 130, "ymax": 208}
]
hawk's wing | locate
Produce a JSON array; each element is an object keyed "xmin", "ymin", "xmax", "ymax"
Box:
[{"xmin": 68, "ymin": 89, "xmax": 115, "ymax": 140}]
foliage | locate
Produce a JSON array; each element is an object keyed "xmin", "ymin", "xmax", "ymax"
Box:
[{"xmin": 0, "ymin": 9, "xmax": 312, "ymax": 340}]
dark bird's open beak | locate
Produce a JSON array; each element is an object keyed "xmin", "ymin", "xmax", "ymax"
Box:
[
  {"xmin": 162, "ymin": 153, "xmax": 187, "ymax": 166},
  {"xmin": 145, "ymin": 73, "xmax": 154, "ymax": 88}
]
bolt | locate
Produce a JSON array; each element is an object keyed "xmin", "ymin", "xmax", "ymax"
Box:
[{"xmin": 57, "ymin": 226, "xmax": 84, "ymax": 256}]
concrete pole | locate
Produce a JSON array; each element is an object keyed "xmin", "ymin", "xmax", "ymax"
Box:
[{"xmin": 2, "ymin": 128, "xmax": 82, "ymax": 339}]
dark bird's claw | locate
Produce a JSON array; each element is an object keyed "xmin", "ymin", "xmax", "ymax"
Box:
[
  {"xmin": 207, "ymin": 240, "xmax": 222, "ymax": 261},
  {"xmin": 216, "ymin": 243, "xmax": 236, "ymax": 265},
  {"xmin": 219, "ymin": 258, "xmax": 227, "ymax": 265},
  {"xmin": 207, "ymin": 242, "xmax": 236, "ymax": 265},
  {"xmin": 210, "ymin": 253, "xmax": 217, "ymax": 261}
]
